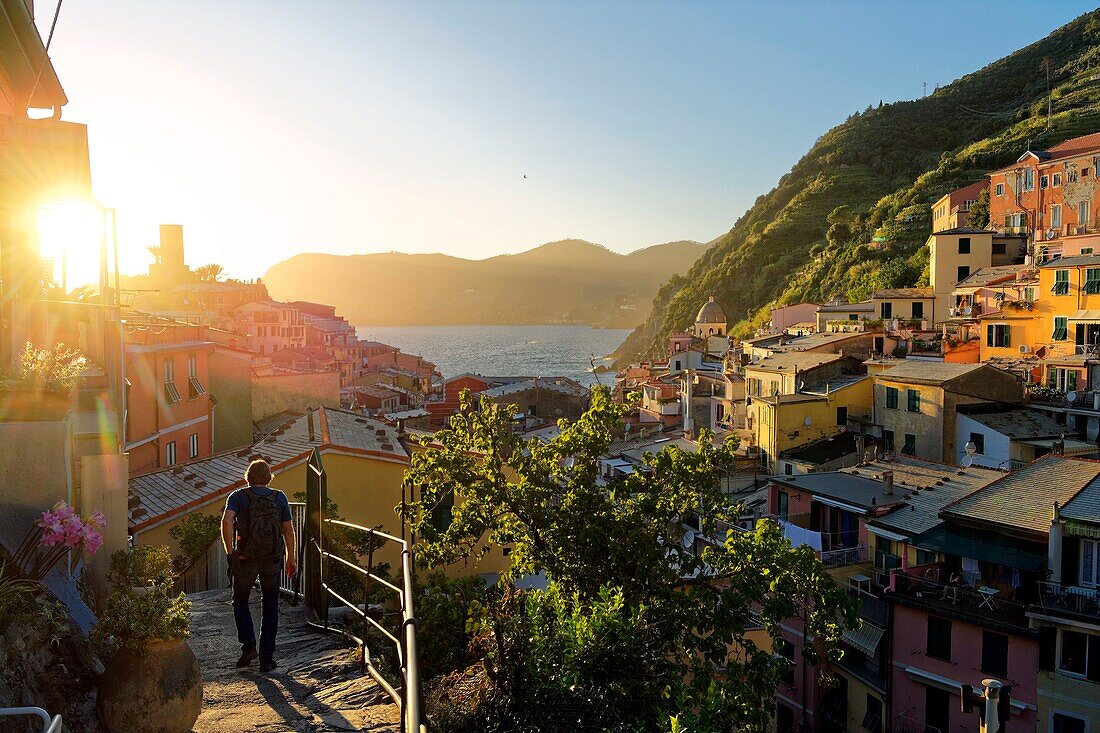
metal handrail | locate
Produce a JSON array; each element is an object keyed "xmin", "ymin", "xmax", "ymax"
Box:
[
  {"xmin": 0, "ymin": 707, "xmax": 63, "ymax": 733},
  {"xmin": 302, "ymin": 449, "xmax": 424, "ymax": 733}
]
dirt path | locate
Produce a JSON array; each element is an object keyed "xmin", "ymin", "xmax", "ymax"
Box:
[{"xmin": 187, "ymin": 588, "xmax": 400, "ymax": 732}]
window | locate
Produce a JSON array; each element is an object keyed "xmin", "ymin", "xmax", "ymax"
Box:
[
  {"xmin": 927, "ymin": 616, "xmax": 952, "ymax": 660},
  {"xmin": 986, "ymin": 324, "xmax": 1011, "ymax": 348},
  {"xmin": 1006, "ymin": 212, "xmax": 1027, "ymax": 228},
  {"xmin": 883, "ymin": 430, "xmax": 895, "ymax": 453},
  {"xmin": 885, "ymin": 387, "xmax": 899, "ymax": 409},
  {"xmin": 958, "ymin": 237, "xmax": 971, "ymax": 254},
  {"xmin": 969, "ymin": 432, "xmax": 985, "ymax": 454},
  {"xmin": 777, "ymin": 491, "xmax": 790, "ymax": 521},
  {"xmin": 1085, "ymin": 167, "xmax": 1091, "ymax": 178},
  {"xmin": 1023, "ymin": 168, "xmax": 1035, "ymax": 191},
  {"xmin": 912, "ymin": 302, "xmax": 924, "ymax": 319},
  {"xmin": 995, "ymin": 182, "xmax": 1005, "ymax": 196},
  {"xmin": 925, "ymin": 687, "xmax": 951, "ymax": 733},
  {"xmin": 1085, "ymin": 248, "xmax": 1095, "ymax": 255},
  {"xmin": 1049, "ymin": 367, "xmax": 1078, "ymax": 393},
  {"xmin": 778, "ymin": 640, "xmax": 795, "ymax": 686},
  {"xmin": 1053, "ymin": 173, "xmax": 1063, "ymax": 187},
  {"xmin": 163, "ymin": 358, "xmax": 180, "ymax": 405},
  {"xmin": 906, "ymin": 389, "xmax": 920, "ymax": 413},
  {"xmin": 916, "ymin": 548, "xmax": 937, "ymax": 565},
  {"xmin": 836, "ymin": 406, "xmax": 848, "ymax": 426},
  {"xmin": 862, "ymin": 695, "xmax": 882, "ymax": 733},
  {"xmin": 993, "ymin": 241, "xmax": 1007, "ymax": 255},
  {"xmin": 1024, "ymin": 286, "xmax": 1037, "ymax": 302},
  {"xmin": 188, "ymin": 433, "xmax": 199, "ymax": 459},
  {"xmin": 1070, "ymin": 168, "xmax": 1080, "ymax": 183},
  {"xmin": 1041, "ymin": 175, "xmax": 1049, "ymax": 189},
  {"xmin": 957, "ymin": 265, "xmax": 970, "ymax": 282},
  {"xmin": 848, "ymin": 313, "xmax": 859, "ymax": 321},
  {"xmin": 1052, "ymin": 204, "xmax": 1062, "ymax": 228},
  {"xmin": 1081, "ymin": 538, "xmax": 1099, "ymax": 587},
  {"xmin": 165, "ymin": 441, "xmax": 177, "ymax": 467},
  {"xmin": 1059, "ymin": 630, "xmax": 1100, "ymax": 682},
  {"xmin": 901, "ymin": 433, "xmax": 916, "ymax": 455},
  {"xmin": 1080, "ymin": 201, "xmax": 1091, "ymax": 227},
  {"xmin": 1053, "ymin": 713, "xmax": 1087, "ymax": 733},
  {"xmin": 982, "ymin": 631, "xmax": 1009, "ymax": 676},
  {"xmin": 1054, "ymin": 269, "xmax": 1071, "ymax": 294},
  {"xmin": 783, "ymin": 463, "xmax": 793, "ymax": 476},
  {"xmin": 881, "ymin": 302, "xmax": 892, "ymax": 319},
  {"xmin": 187, "ymin": 354, "xmax": 205, "ymax": 398},
  {"xmin": 1053, "ymin": 316, "xmax": 1069, "ymax": 341},
  {"xmin": 431, "ymin": 488, "xmax": 455, "ymax": 533},
  {"xmin": 1085, "ymin": 269, "xmax": 1100, "ymax": 294}
]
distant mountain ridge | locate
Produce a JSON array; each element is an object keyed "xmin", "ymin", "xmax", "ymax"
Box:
[{"xmin": 262, "ymin": 239, "xmax": 708, "ymax": 327}]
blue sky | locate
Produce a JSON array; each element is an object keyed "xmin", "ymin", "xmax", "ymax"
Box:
[{"xmin": 42, "ymin": 0, "xmax": 1099, "ymax": 279}]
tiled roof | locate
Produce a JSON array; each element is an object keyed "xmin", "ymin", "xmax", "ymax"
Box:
[
  {"xmin": 856, "ymin": 458, "xmax": 1002, "ymax": 539},
  {"xmin": 780, "ymin": 432, "xmax": 872, "ymax": 465},
  {"xmin": 770, "ymin": 472, "xmax": 907, "ymax": 512},
  {"xmin": 1046, "ymin": 131, "xmax": 1100, "ymax": 161},
  {"xmin": 932, "ymin": 226, "xmax": 996, "ymax": 236},
  {"xmin": 747, "ymin": 352, "xmax": 848, "ymax": 373},
  {"xmin": 479, "ymin": 377, "xmax": 589, "ymax": 399},
  {"xmin": 874, "ymin": 360, "xmax": 985, "ymax": 385},
  {"xmin": 872, "ymin": 287, "xmax": 933, "ymax": 299},
  {"xmin": 816, "ymin": 301, "xmax": 874, "ymax": 313},
  {"xmin": 1040, "ymin": 254, "xmax": 1100, "ymax": 268},
  {"xmin": 958, "ymin": 406, "xmax": 1074, "ymax": 440},
  {"xmin": 770, "ymin": 331, "xmax": 866, "ymax": 352},
  {"xmin": 1061, "ymin": 475, "xmax": 1100, "ymax": 524},
  {"xmin": 955, "ymin": 265, "xmax": 1031, "ymax": 288},
  {"xmin": 129, "ymin": 408, "xmax": 407, "ymax": 531},
  {"xmin": 943, "ymin": 455, "xmax": 1100, "ymax": 535}
]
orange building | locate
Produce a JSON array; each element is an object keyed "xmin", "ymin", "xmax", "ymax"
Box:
[
  {"xmin": 988, "ymin": 132, "xmax": 1100, "ymax": 260},
  {"xmin": 931, "ymin": 180, "xmax": 988, "ymax": 233},
  {"xmin": 124, "ymin": 321, "xmax": 214, "ymax": 475}
]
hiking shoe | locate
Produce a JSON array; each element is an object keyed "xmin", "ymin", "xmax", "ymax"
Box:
[
  {"xmin": 236, "ymin": 646, "xmax": 258, "ymax": 667},
  {"xmin": 259, "ymin": 657, "xmax": 278, "ymax": 674}
]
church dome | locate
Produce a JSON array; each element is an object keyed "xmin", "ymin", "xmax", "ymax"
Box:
[{"xmin": 696, "ymin": 296, "xmax": 726, "ymax": 324}]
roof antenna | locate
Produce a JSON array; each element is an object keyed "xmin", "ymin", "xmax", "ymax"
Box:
[{"xmin": 590, "ymin": 354, "xmax": 604, "ymax": 387}]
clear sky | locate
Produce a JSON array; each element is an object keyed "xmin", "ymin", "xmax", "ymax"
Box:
[{"xmin": 40, "ymin": 0, "xmax": 1098, "ymax": 281}]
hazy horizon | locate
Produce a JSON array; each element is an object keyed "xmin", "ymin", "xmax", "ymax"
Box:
[{"xmin": 41, "ymin": 0, "xmax": 1097, "ymax": 283}]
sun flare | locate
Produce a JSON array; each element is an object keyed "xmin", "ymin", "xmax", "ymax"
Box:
[{"xmin": 37, "ymin": 200, "xmax": 105, "ymax": 292}]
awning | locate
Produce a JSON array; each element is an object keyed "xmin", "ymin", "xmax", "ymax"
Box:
[
  {"xmin": 1069, "ymin": 310, "xmax": 1100, "ymax": 322},
  {"xmin": 843, "ymin": 621, "xmax": 884, "ymax": 656},
  {"xmin": 1018, "ymin": 438, "xmax": 1098, "ymax": 456},
  {"xmin": 911, "ymin": 523, "xmax": 1046, "ymax": 571},
  {"xmin": 1066, "ymin": 519, "xmax": 1100, "ymax": 539}
]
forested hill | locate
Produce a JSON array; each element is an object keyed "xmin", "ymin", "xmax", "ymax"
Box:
[
  {"xmin": 262, "ymin": 239, "xmax": 707, "ymax": 327},
  {"xmin": 614, "ymin": 10, "xmax": 1100, "ymax": 364}
]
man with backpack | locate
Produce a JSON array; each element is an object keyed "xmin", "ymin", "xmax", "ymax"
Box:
[{"xmin": 221, "ymin": 459, "xmax": 297, "ymax": 673}]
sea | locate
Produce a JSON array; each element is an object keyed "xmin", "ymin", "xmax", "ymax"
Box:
[{"xmin": 354, "ymin": 325, "xmax": 631, "ymax": 387}]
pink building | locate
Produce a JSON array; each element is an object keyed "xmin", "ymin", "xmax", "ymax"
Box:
[{"xmin": 770, "ymin": 302, "xmax": 820, "ymax": 334}]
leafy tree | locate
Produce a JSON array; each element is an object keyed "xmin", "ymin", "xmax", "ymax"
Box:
[
  {"xmin": 967, "ymin": 186, "xmax": 990, "ymax": 229},
  {"xmin": 169, "ymin": 513, "xmax": 221, "ymax": 573},
  {"xmin": 401, "ymin": 388, "xmax": 857, "ymax": 731},
  {"xmin": 194, "ymin": 264, "xmax": 225, "ymax": 282}
]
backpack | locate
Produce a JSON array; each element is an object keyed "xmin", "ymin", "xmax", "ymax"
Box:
[{"xmin": 235, "ymin": 488, "xmax": 285, "ymax": 561}]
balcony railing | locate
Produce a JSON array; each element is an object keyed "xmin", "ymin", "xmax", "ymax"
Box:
[
  {"xmin": 1036, "ymin": 581, "xmax": 1100, "ymax": 619},
  {"xmin": 894, "ymin": 714, "xmax": 942, "ymax": 733},
  {"xmin": 890, "ymin": 565, "xmax": 1030, "ymax": 630},
  {"xmin": 821, "ymin": 544, "xmax": 870, "ymax": 568}
]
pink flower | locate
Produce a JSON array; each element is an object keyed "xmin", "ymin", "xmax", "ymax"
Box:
[
  {"xmin": 89, "ymin": 510, "xmax": 107, "ymax": 530},
  {"xmin": 84, "ymin": 532, "xmax": 103, "ymax": 556},
  {"xmin": 62, "ymin": 530, "xmax": 82, "ymax": 548},
  {"xmin": 36, "ymin": 510, "xmax": 63, "ymax": 535},
  {"xmin": 52, "ymin": 502, "xmax": 76, "ymax": 523},
  {"xmin": 40, "ymin": 530, "xmax": 65, "ymax": 548}
]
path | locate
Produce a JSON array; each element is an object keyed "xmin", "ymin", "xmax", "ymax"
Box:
[{"xmin": 188, "ymin": 588, "xmax": 401, "ymax": 732}]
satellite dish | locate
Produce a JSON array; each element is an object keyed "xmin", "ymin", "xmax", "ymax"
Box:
[
  {"xmin": 682, "ymin": 530, "xmax": 695, "ymax": 549},
  {"xmin": 804, "ymin": 416, "xmax": 812, "ymax": 426},
  {"xmin": 624, "ymin": 422, "xmax": 632, "ymax": 432},
  {"xmin": 1068, "ymin": 391, "xmax": 1078, "ymax": 402},
  {"xmin": 797, "ymin": 379, "xmax": 806, "ymax": 391},
  {"xmin": 960, "ymin": 455, "xmax": 974, "ymax": 468}
]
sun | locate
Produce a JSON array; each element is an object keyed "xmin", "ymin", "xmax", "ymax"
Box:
[{"xmin": 37, "ymin": 200, "xmax": 105, "ymax": 292}]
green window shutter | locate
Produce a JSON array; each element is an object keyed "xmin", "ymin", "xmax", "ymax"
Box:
[
  {"xmin": 987, "ymin": 325, "xmax": 994, "ymax": 347},
  {"xmin": 907, "ymin": 389, "xmax": 920, "ymax": 412}
]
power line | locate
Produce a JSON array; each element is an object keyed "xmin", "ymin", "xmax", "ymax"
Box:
[{"xmin": 25, "ymin": 0, "xmax": 66, "ymax": 111}]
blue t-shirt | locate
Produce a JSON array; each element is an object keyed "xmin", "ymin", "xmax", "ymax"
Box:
[{"xmin": 226, "ymin": 485, "xmax": 292, "ymax": 522}]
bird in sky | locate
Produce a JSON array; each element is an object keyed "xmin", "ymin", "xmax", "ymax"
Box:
[{"xmin": 523, "ymin": 174, "xmax": 527, "ymax": 179}]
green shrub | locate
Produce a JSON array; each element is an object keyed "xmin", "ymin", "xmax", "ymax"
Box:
[
  {"xmin": 108, "ymin": 545, "xmax": 175, "ymax": 587},
  {"xmin": 2, "ymin": 342, "xmax": 86, "ymax": 393},
  {"xmin": 94, "ymin": 547, "xmax": 190, "ymax": 653},
  {"xmin": 169, "ymin": 513, "xmax": 221, "ymax": 573}
]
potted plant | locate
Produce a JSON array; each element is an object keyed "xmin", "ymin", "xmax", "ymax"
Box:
[
  {"xmin": 0, "ymin": 342, "xmax": 86, "ymax": 421},
  {"xmin": 94, "ymin": 547, "xmax": 202, "ymax": 733}
]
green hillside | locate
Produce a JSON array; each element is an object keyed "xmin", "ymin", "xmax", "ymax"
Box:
[{"xmin": 614, "ymin": 10, "xmax": 1100, "ymax": 364}]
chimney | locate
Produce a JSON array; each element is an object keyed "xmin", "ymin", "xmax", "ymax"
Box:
[{"xmin": 883, "ymin": 470, "xmax": 894, "ymax": 495}]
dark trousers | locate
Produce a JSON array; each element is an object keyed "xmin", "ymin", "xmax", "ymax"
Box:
[{"xmin": 232, "ymin": 556, "xmax": 282, "ymax": 660}]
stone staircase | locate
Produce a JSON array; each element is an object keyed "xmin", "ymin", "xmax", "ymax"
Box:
[{"xmin": 187, "ymin": 588, "xmax": 400, "ymax": 732}]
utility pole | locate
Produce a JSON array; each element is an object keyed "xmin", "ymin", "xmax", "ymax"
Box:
[
  {"xmin": 961, "ymin": 679, "xmax": 1012, "ymax": 733},
  {"xmin": 1043, "ymin": 58, "xmax": 1052, "ymax": 129},
  {"xmin": 923, "ymin": 81, "xmax": 927, "ymax": 97}
]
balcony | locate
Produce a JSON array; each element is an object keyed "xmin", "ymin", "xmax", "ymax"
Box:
[
  {"xmin": 821, "ymin": 544, "xmax": 871, "ymax": 569},
  {"xmin": 889, "ymin": 564, "xmax": 1031, "ymax": 631},
  {"xmin": 1036, "ymin": 581, "xmax": 1100, "ymax": 621}
]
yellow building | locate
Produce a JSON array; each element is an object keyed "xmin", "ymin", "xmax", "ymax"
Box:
[
  {"xmin": 128, "ymin": 407, "xmax": 509, "ymax": 580},
  {"xmin": 870, "ymin": 287, "xmax": 934, "ymax": 324},
  {"xmin": 751, "ymin": 375, "xmax": 873, "ymax": 473}
]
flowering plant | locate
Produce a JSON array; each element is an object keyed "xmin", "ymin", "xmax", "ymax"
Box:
[{"xmin": 12, "ymin": 501, "xmax": 105, "ymax": 581}]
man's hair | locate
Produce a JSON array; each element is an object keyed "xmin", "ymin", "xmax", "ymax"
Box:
[{"xmin": 245, "ymin": 459, "xmax": 272, "ymax": 486}]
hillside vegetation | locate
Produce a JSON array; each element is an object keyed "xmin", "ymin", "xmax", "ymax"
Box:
[
  {"xmin": 615, "ymin": 10, "xmax": 1100, "ymax": 363},
  {"xmin": 262, "ymin": 239, "xmax": 707, "ymax": 327}
]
